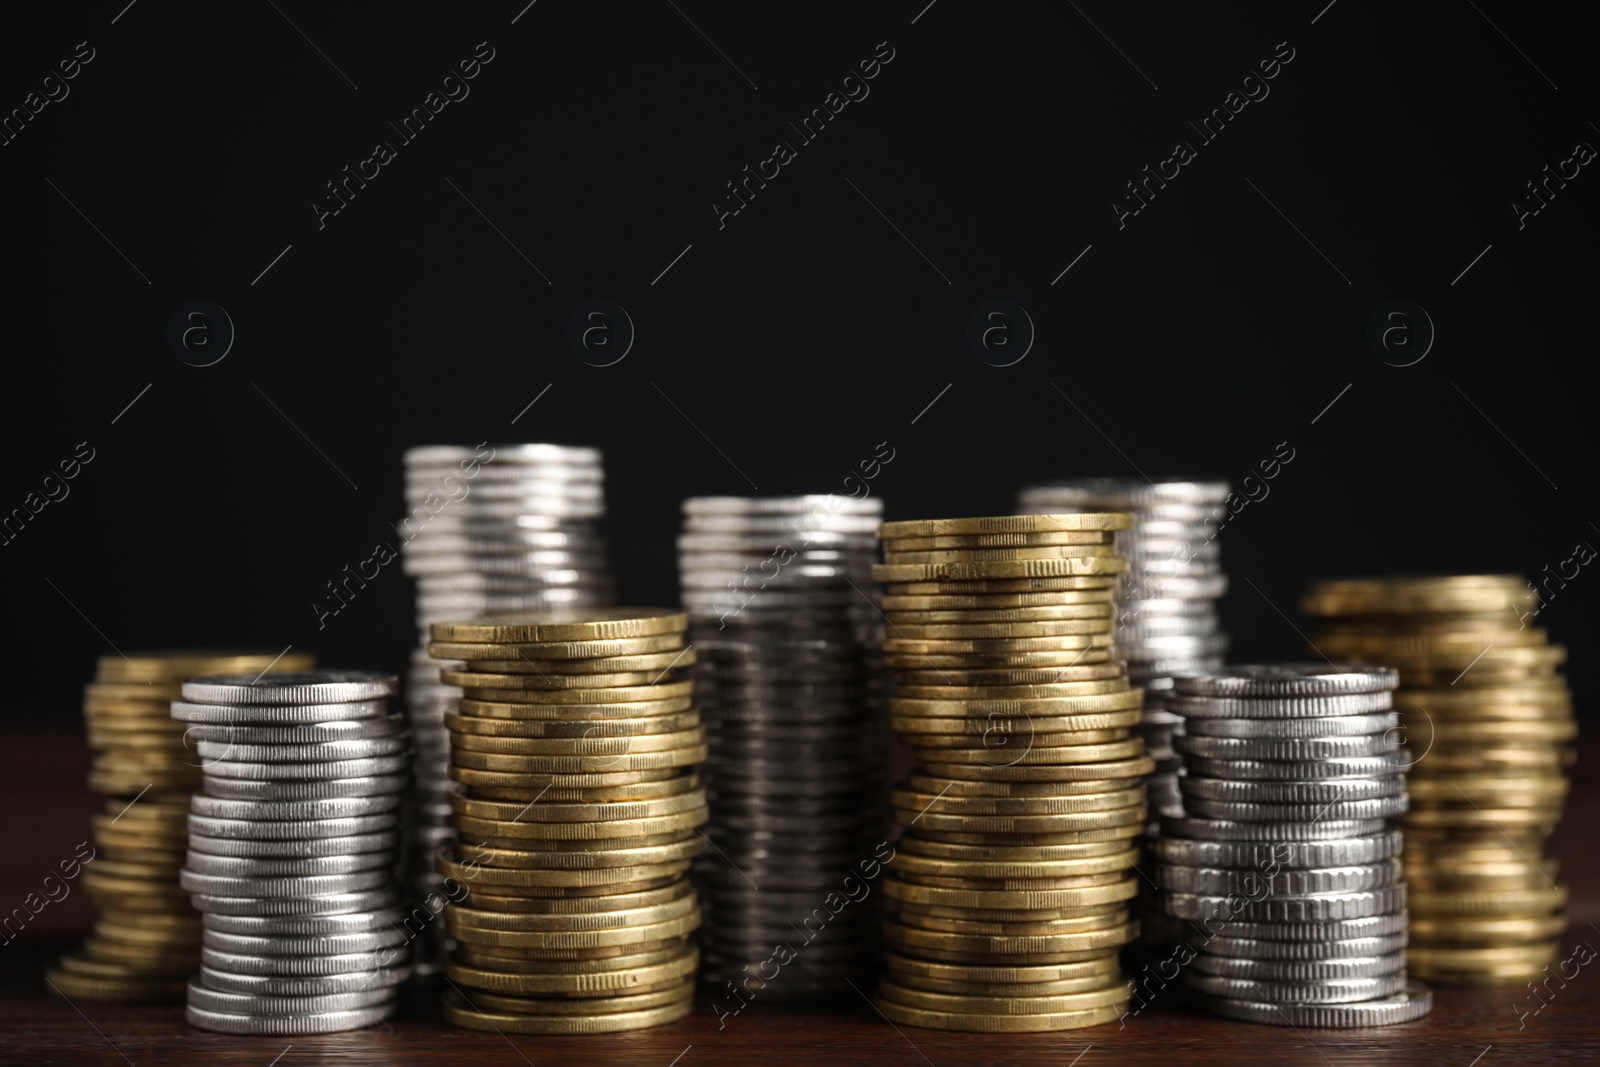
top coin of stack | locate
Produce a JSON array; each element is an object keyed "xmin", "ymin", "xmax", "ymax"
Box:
[
  {"xmin": 430, "ymin": 609, "xmax": 706, "ymax": 1034},
  {"xmin": 677, "ymin": 496, "xmax": 888, "ymax": 1001},
  {"xmin": 871, "ymin": 513, "xmax": 1150, "ymax": 1033},
  {"xmin": 399, "ymin": 444, "xmax": 616, "ymax": 972},
  {"xmin": 1302, "ymin": 576, "xmax": 1574, "ymax": 985},
  {"xmin": 47, "ymin": 650, "xmax": 314, "ymax": 1004},
  {"xmin": 1157, "ymin": 664, "xmax": 1433, "ymax": 1028}
]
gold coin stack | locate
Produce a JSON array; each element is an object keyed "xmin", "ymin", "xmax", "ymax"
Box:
[
  {"xmin": 48, "ymin": 650, "xmax": 315, "ymax": 1002},
  {"xmin": 870, "ymin": 514, "xmax": 1149, "ymax": 1032},
  {"xmin": 430, "ymin": 609, "xmax": 708, "ymax": 1033},
  {"xmin": 1301, "ymin": 576, "xmax": 1574, "ymax": 985}
]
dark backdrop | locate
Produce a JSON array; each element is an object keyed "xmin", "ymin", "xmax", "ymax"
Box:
[{"xmin": 3, "ymin": 1, "xmax": 1595, "ymax": 725}]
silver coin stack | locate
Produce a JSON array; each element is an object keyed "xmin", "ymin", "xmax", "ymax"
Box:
[
  {"xmin": 398, "ymin": 444, "xmax": 614, "ymax": 970},
  {"xmin": 1155, "ymin": 664, "xmax": 1433, "ymax": 1027},
  {"xmin": 173, "ymin": 670, "xmax": 414, "ymax": 1035},
  {"xmin": 676, "ymin": 496, "xmax": 888, "ymax": 1000}
]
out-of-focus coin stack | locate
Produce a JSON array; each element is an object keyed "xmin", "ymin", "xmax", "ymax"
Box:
[
  {"xmin": 174, "ymin": 670, "xmax": 413, "ymax": 1035},
  {"xmin": 399, "ymin": 444, "xmax": 615, "ymax": 971},
  {"xmin": 871, "ymin": 513, "xmax": 1149, "ymax": 1033},
  {"xmin": 1018, "ymin": 480, "xmax": 1230, "ymax": 951},
  {"xmin": 47, "ymin": 651, "xmax": 317, "ymax": 1003},
  {"xmin": 1302, "ymin": 575, "xmax": 1574, "ymax": 986},
  {"xmin": 674, "ymin": 495, "xmax": 888, "ymax": 1000},
  {"xmin": 1159, "ymin": 664, "xmax": 1433, "ymax": 1027},
  {"xmin": 430, "ymin": 609, "xmax": 706, "ymax": 1034}
]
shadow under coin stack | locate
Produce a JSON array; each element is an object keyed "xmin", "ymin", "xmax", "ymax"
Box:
[
  {"xmin": 1301, "ymin": 576, "xmax": 1574, "ymax": 986},
  {"xmin": 175, "ymin": 670, "xmax": 413, "ymax": 1035},
  {"xmin": 430, "ymin": 609, "xmax": 705, "ymax": 1034},
  {"xmin": 399, "ymin": 444, "xmax": 615, "ymax": 972},
  {"xmin": 676, "ymin": 495, "xmax": 888, "ymax": 1000},
  {"xmin": 1159, "ymin": 664, "xmax": 1433, "ymax": 1027},
  {"xmin": 872, "ymin": 513, "xmax": 1149, "ymax": 1033},
  {"xmin": 47, "ymin": 651, "xmax": 315, "ymax": 1003}
]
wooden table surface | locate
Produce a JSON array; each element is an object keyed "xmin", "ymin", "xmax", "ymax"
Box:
[{"xmin": 4, "ymin": 728, "xmax": 1596, "ymax": 1066}]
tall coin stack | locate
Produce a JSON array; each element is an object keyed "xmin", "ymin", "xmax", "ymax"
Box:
[
  {"xmin": 1301, "ymin": 576, "xmax": 1574, "ymax": 985},
  {"xmin": 675, "ymin": 495, "xmax": 888, "ymax": 1001},
  {"xmin": 47, "ymin": 651, "xmax": 314, "ymax": 1003},
  {"xmin": 871, "ymin": 513, "xmax": 1149, "ymax": 1033},
  {"xmin": 399, "ymin": 444, "xmax": 614, "ymax": 970},
  {"xmin": 430, "ymin": 609, "xmax": 706, "ymax": 1034},
  {"xmin": 174, "ymin": 670, "xmax": 413, "ymax": 1035},
  {"xmin": 1159, "ymin": 664, "xmax": 1433, "ymax": 1027}
]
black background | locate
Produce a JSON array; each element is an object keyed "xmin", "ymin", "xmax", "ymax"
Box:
[{"xmin": 3, "ymin": 2, "xmax": 1595, "ymax": 725}]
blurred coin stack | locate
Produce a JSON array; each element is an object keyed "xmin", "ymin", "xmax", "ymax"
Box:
[
  {"xmin": 430, "ymin": 609, "xmax": 705, "ymax": 1034},
  {"xmin": 46, "ymin": 650, "xmax": 315, "ymax": 1003},
  {"xmin": 399, "ymin": 444, "xmax": 615, "ymax": 970},
  {"xmin": 1159, "ymin": 664, "xmax": 1433, "ymax": 1027},
  {"xmin": 871, "ymin": 513, "xmax": 1149, "ymax": 1033},
  {"xmin": 174, "ymin": 670, "xmax": 413, "ymax": 1035},
  {"xmin": 674, "ymin": 495, "xmax": 889, "ymax": 1000},
  {"xmin": 1302, "ymin": 576, "xmax": 1574, "ymax": 985}
]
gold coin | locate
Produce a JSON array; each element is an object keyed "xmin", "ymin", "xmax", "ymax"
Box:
[
  {"xmin": 891, "ymin": 692, "xmax": 1142, "ymax": 718},
  {"xmin": 84, "ymin": 682, "xmax": 187, "ymax": 701},
  {"xmin": 887, "ymin": 606, "xmax": 1117, "ymax": 626},
  {"xmin": 1300, "ymin": 575, "xmax": 1534, "ymax": 616},
  {"xmin": 898, "ymin": 874, "xmax": 1132, "ymax": 895},
  {"xmin": 1407, "ymin": 748, "xmax": 1569, "ymax": 775},
  {"xmin": 882, "ymin": 515, "xmax": 1132, "ymax": 538},
  {"xmin": 452, "ymin": 942, "xmax": 688, "ymax": 972},
  {"xmin": 896, "ymin": 680, "xmax": 1130, "ymax": 700},
  {"xmin": 1408, "ymin": 942, "xmax": 1561, "ymax": 967},
  {"xmin": 443, "ymin": 838, "xmax": 705, "ymax": 871},
  {"xmin": 452, "ymin": 791, "xmax": 706, "ymax": 823},
  {"xmin": 911, "ymin": 739, "xmax": 1144, "ymax": 766},
  {"xmin": 450, "ymin": 727, "xmax": 706, "ymax": 755},
  {"xmin": 431, "ymin": 609, "xmax": 688, "ymax": 644},
  {"xmin": 914, "ymin": 824, "xmax": 1142, "ymax": 846},
  {"xmin": 878, "ymin": 976, "xmax": 1129, "ymax": 1014},
  {"xmin": 441, "ymin": 987, "xmax": 692, "ymax": 1033},
  {"xmin": 901, "ymin": 837, "xmax": 1131, "ymax": 861},
  {"xmin": 885, "ymin": 954, "xmax": 1120, "ymax": 995},
  {"xmin": 921, "ymin": 756, "xmax": 1155, "ymax": 783},
  {"xmin": 892, "ymin": 851, "xmax": 1136, "ymax": 880},
  {"xmin": 430, "ymin": 634, "xmax": 686, "ymax": 661},
  {"xmin": 893, "ymin": 712, "xmax": 1141, "ymax": 738},
  {"xmin": 1402, "ymin": 806, "xmax": 1562, "ymax": 831},
  {"xmin": 887, "ymin": 619, "xmax": 1116, "ymax": 640},
  {"xmin": 877, "ymin": 557, "xmax": 1129, "ymax": 583},
  {"xmin": 460, "ymin": 880, "xmax": 687, "ymax": 912},
  {"xmin": 454, "ymin": 810, "xmax": 706, "ymax": 841},
  {"xmin": 884, "ymin": 545, "xmax": 1118, "ymax": 565},
  {"xmin": 81, "ymin": 700, "xmax": 173, "ymax": 716},
  {"xmin": 462, "ymin": 651, "xmax": 697, "ymax": 675},
  {"xmin": 467, "ymin": 980, "xmax": 695, "ymax": 1015},
  {"xmin": 907, "ymin": 728, "xmax": 1129, "ymax": 749},
  {"xmin": 1394, "ymin": 683, "xmax": 1570, "ymax": 710},
  {"xmin": 55, "ymin": 952, "xmax": 195, "ymax": 979},
  {"xmin": 451, "ymin": 747, "xmax": 706, "ymax": 775},
  {"xmin": 461, "ymin": 682, "xmax": 694, "ymax": 703},
  {"xmin": 887, "ymin": 877, "xmax": 1137, "ymax": 911},
  {"xmin": 1408, "ymin": 885, "xmax": 1568, "ymax": 916},
  {"xmin": 450, "ymin": 895, "xmax": 696, "ymax": 932},
  {"xmin": 905, "ymin": 774, "xmax": 1145, "ymax": 798},
  {"xmin": 1407, "ymin": 777, "xmax": 1568, "ymax": 802},
  {"xmin": 870, "ymin": 994, "xmax": 1123, "ymax": 1032},
  {"xmin": 449, "ymin": 766, "xmax": 684, "ymax": 791},
  {"xmin": 888, "ymin": 577, "xmax": 1121, "ymax": 594},
  {"xmin": 459, "ymin": 696, "xmax": 693, "ymax": 720},
  {"xmin": 886, "ymin": 633, "xmax": 1116, "ymax": 655},
  {"xmin": 447, "ymin": 711, "xmax": 700, "ymax": 739},
  {"xmin": 446, "ymin": 669, "xmax": 686, "ymax": 690},
  {"xmin": 447, "ymin": 910, "xmax": 701, "ymax": 949},
  {"xmin": 1409, "ymin": 958, "xmax": 1560, "ymax": 984},
  {"xmin": 438, "ymin": 855, "xmax": 693, "ymax": 888},
  {"xmin": 458, "ymin": 829, "xmax": 694, "ymax": 853},
  {"xmin": 1405, "ymin": 719, "xmax": 1576, "ymax": 744},
  {"xmin": 460, "ymin": 776, "xmax": 699, "ymax": 805},
  {"xmin": 96, "ymin": 650, "xmax": 316, "ymax": 684},
  {"xmin": 884, "ymin": 591, "xmax": 1118, "ymax": 611},
  {"xmin": 45, "ymin": 966, "xmax": 188, "ymax": 1002},
  {"xmin": 890, "ymin": 654, "xmax": 1118, "ymax": 675},
  {"xmin": 885, "ymin": 531, "xmax": 1117, "ymax": 550},
  {"xmin": 895, "ymin": 807, "xmax": 1145, "ymax": 837},
  {"xmin": 1408, "ymin": 914, "xmax": 1567, "ymax": 942},
  {"xmin": 892, "ymin": 787, "xmax": 1144, "ymax": 816}
]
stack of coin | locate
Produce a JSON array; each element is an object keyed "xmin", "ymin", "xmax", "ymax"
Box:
[
  {"xmin": 1301, "ymin": 576, "xmax": 1574, "ymax": 985},
  {"xmin": 871, "ymin": 513, "xmax": 1148, "ymax": 1033},
  {"xmin": 46, "ymin": 650, "xmax": 315, "ymax": 1003},
  {"xmin": 400, "ymin": 444, "xmax": 615, "ymax": 971},
  {"xmin": 175, "ymin": 670, "xmax": 413, "ymax": 1035},
  {"xmin": 430, "ymin": 609, "xmax": 705, "ymax": 1034},
  {"xmin": 1159, "ymin": 664, "xmax": 1433, "ymax": 1027},
  {"xmin": 675, "ymin": 495, "xmax": 888, "ymax": 1000}
]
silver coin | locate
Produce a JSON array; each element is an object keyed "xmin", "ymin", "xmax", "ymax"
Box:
[
  {"xmin": 1180, "ymin": 712, "xmax": 1398, "ymax": 739},
  {"xmin": 1170, "ymin": 691, "xmax": 1394, "ymax": 719},
  {"xmin": 683, "ymin": 516, "xmax": 882, "ymax": 535},
  {"xmin": 186, "ymin": 980, "xmax": 396, "ymax": 1016},
  {"xmin": 184, "ymin": 851, "xmax": 396, "ymax": 877},
  {"xmin": 1186, "ymin": 971, "xmax": 1408, "ymax": 1004},
  {"xmin": 203, "ymin": 773, "xmax": 411, "ymax": 801},
  {"xmin": 1192, "ymin": 951, "xmax": 1407, "ymax": 982},
  {"xmin": 189, "ymin": 794, "xmax": 402, "ymax": 821},
  {"xmin": 1181, "ymin": 755, "xmax": 1406, "ymax": 782},
  {"xmin": 1017, "ymin": 478, "xmax": 1230, "ymax": 508},
  {"xmin": 1157, "ymin": 859, "xmax": 1403, "ymax": 896},
  {"xmin": 1202, "ymin": 980, "xmax": 1432, "ymax": 1027},
  {"xmin": 406, "ymin": 443, "xmax": 600, "ymax": 466},
  {"xmin": 183, "ymin": 671, "xmax": 399, "ymax": 706},
  {"xmin": 1159, "ymin": 812, "xmax": 1387, "ymax": 841},
  {"xmin": 190, "ymin": 886, "xmax": 403, "ymax": 918},
  {"xmin": 1118, "ymin": 614, "xmax": 1221, "ymax": 638},
  {"xmin": 202, "ymin": 755, "xmax": 411, "ymax": 780},
  {"xmin": 1128, "ymin": 574, "xmax": 1228, "ymax": 600},
  {"xmin": 1162, "ymin": 886, "xmax": 1406, "ymax": 923},
  {"xmin": 173, "ymin": 699, "xmax": 389, "ymax": 724},
  {"xmin": 1198, "ymin": 932, "xmax": 1407, "ymax": 960},
  {"xmin": 182, "ymin": 868, "xmax": 392, "ymax": 899},
  {"xmin": 187, "ymin": 813, "xmax": 401, "ymax": 840},
  {"xmin": 1194, "ymin": 912, "xmax": 1411, "ymax": 943},
  {"xmin": 196, "ymin": 963, "xmax": 412, "ymax": 998},
  {"xmin": 1182, "ymin": 795, "xmax": 1409, "ymax": 822},
  {"xmin": 1173, "ymin": 665, "xmax": 1398, "ymax": 699},
  {"xmin": 685, "ymin": 496, "xmax": 882, "ymax": 516},
  {"xmin": 193, "ymin": 735, "xmax": 410, "ymax": 764},
  {"xmin": 181, "ymin": 716, "xmax": 408, "ymax": 744},
  {"xmin": 187, "ymin": 830, "xmax": 400, "ymax": 859},
  {"xmin": 185, "ymin": 1001, "xmax": 398, "ymax": 1035},
  {"xmin": 200, "ymin": 946, "xmax": 398, "ymax": 977},
  {"xmin": 202, "ymin": 907, "xmax": 411, "ymax": 937},
  {"xmin": 203, "ymin": 927, "xmax": 410, "ymax": 956},
  {"xmin": 1178, "ymin": 777, "xmax": 1404, "ymax": 804}
]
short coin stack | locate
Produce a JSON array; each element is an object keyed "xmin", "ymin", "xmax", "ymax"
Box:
[
  {"xmin": 1302, "ymin": 576, "xmax": 1574, "ymax": 985},
  {"xmin": 47, "ymin": 651, "xmax": 314, "ymax": 1003},
  {"xmin": 676, "ymin": 495, "xmax": 888, "ymax": 1000},
  {"xmin": 399, "ymin": 444, "xmax": 615, "ymax": 971},
  {"xmin": 1159, "ymin": 664, "xmax": 1433, "ymax": 1027},
  {"xmin": 175, "ymin": 670, "xmax": 413, "ymax": 1035},
  {"xmin": 872, "ymin": 513, "xmax": 1149, "ymax": 1033},
  {"xmin": 430, "ymin": 609, "xmax": 706, "ymax": 1034}
]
